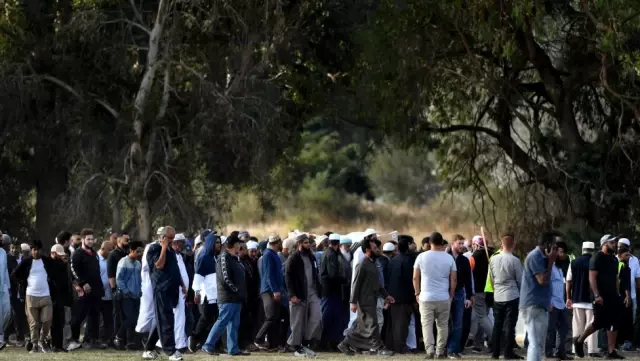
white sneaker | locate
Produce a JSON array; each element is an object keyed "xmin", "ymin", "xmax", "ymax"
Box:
[
  {"xmin": 301, "ymin": 345, "xmax": 317, "ymax": 357},
  {"xmin": 142, "ymin": 351, "xmax": 159, "ymax": 359},
  {"xmin": 169, "ymin": 351, "xmax": 184, "ymax": 361},
  {"xmin": 67, "ymin": 341, "xmax": 82, "ymax": 351}
]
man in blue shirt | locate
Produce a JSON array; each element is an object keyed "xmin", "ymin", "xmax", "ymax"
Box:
[
  {"xmin": 254, "ymin": 234, "xmax": 290, "ymax": 352},
  {"xmin": 143, "ymin": 226, "xmax": 187, "ymax": 361},
  {"xmin": 519, "ymin": 232, "xmax": 558, "ymax": 361},
  {"xmin": 546, "ymin": 256, "xmax": 569, "ymax": 359}
]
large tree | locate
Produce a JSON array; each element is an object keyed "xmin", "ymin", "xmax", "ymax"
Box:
[{"xmin": 344, "ymin": 0, "xmax": 640, "ymax": 235}]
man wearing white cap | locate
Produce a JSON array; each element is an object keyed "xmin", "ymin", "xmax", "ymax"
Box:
[
  {"xmin": 574, "ymin": 235, "xmax": 624, "ymax": 359},
  {"xmin": 346, "ymin": 229, "xmax": 377, "ymax": 332},
  {"xmin": 617, "ymin": 238, "xmax": 639, "ymax": 351},
  {"xmin": 566, "ymin": 242, "xmax": 600, "ymax": 357}
]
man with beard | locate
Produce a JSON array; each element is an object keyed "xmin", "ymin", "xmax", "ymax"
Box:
[
  {"xmin": 618, "ymin": 238, "xmax": 640, "ymax": 351},
  {"xmin": 239, "ymin": 240, "xmax": 260, "ymax": 350},
  {"xmin": 447, "ymin": 235, "xmax": 474, "ymax": 359},
  {"xmin": 285, "ymin": 233, "xmax": 323, "ymax": 357},
  {"xmin": 96, "ymin": 241, "xmax": 115, "ymax": 348},
  {"xmin": 386, "ymin": 236, "xmax": 419, "ymax": 353},
  {"xmin": 69, "ymin": 234, "xmax": 82, "ymax": 256},
  {"xmin": 189, "ymin": 233, "xmax": 220, "ymax": 352},
  {"xmin": 108, "ymin": 232, "xmax": 130, "ymax": 348},
  {"xmin": 320, "ymin": 233, "xmax": 347, "ymax": 350},
  {"xmin": 574, "ymin": 235, "xmax": 624, "ymax": 359},
  {"xmin": 566, "ymin": 242, "xmax": 600, "ymax": 358},
  {"xmin": 339, "ymin": 238, "xmax": 394, "ymax": 356},
  {"xmin": 49, "ymin": 244, "xmax": 73, "ymax": 352},
  {"xmin": 143, "ymin": 226, "xmax": 186, "ymax": 361},
  {"xmin": 254, "ymin": 234, "xmax": 290, "ymax": 352},
  {"xmin": 68, "ymin": 229, "xmax": 104, "ymax": 351}
]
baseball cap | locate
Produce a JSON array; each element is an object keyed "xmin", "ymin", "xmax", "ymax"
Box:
[
  {"xmin": 600, "ymin": 234, "xmax": 617, "ymax": 245},
  {"xmin": 51, "ymin": 244, "xmax": 66, "ymax": 256},
  {"xmin": 383, "ymin": 243, "xmax": 395, "ymax": 252},
  {"xmin": 174, "ymin": 233, "xmax": 186, "ymax": 242},
  {"xmin": 20, "ymin": 243, "xmax": 30, "ymax": 251},
  {"xmin": 619, "ymin": 238, "xmax": 631, "ymax": 247}
]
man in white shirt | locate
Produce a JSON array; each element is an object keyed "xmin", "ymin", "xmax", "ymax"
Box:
[
  {"xmin": 618, "ymin": 238, "xmax": 639, "ymax": 351},
  {"xmin": 11, "ymin": 240, "xmax": 54, "ymax": 353},
  {"xmin": 413, "ymin": 232, "xmax": 457, "ymax": 358}
]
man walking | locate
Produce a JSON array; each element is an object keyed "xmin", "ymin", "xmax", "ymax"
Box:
[
  {"xmin": 143, "ymin": 226, "xmax": 186, "ymax": 361},
  {"xmin": 285, "ymin": 233, "xmax": 323, "ymax": 357},
  {"xmin": 49, "ymin": 244, "xmax": 73, "ymax": 352},
  {"xmin": 469, "ymin": 235, "xmax": 493, "ymax": 352},
  {"xmin": 546, "ymin": 248, "xmax": 571, "ymax": 360},
  {"xmin": 189, "ymin": 233, "xmax": 219, "ymax": 352},
  {"xmin": 68, "ymin": 229, "xmax": 104, "ymax": 351},
  {"xmin": 11, "ymin": 240, "xmax": 55, "ymax": 353},
  {"xmin": 254, "ymin": 234, "xmax": 290, "ymax": 352},
  {"xmin": 107, "ymin": 232, "xmax": 130, "ymax": 348},
  {"xmin": 519, "ymin": 232, "xmax": 558, "ymax": 361},
  {"xmin": 566, "ymin": 242, "xmax": 599, "ymax": 358},
  {"xmin": 386, "ymin": 236, "xmax": 418, "ymax": 353},
  {"xmin": 573, "ymin": 235, "xmax": 625, "ymax": 359},
  {"xmin": 338, "ymin": 238, "xmax": 394, "ymax": 356},
  {"xmin": 115, "ymin": 241, "xmax": 143, "ymax": 350},
  {"xmin": 447, "ymin": 235, "xmax": 474, "ymax": 358},
  {"xmin": 201, "ymin": 234, "xmax": 249, "ymax": 356},
  {"xmin": 320, "ymin": 233, "xmax": 347, "ymax": 350},
  {"xmin": 413, "ymin": 232, "xmax": 456, "ymax": 359},
  {"xmin": 488, "ymin": 234, "xmax": 523, "ymax": 359}
]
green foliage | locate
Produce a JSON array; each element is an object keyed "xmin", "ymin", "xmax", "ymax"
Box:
[{"xmin": 367, "ymin": 144, "xmax": 441, "ymax": 206}]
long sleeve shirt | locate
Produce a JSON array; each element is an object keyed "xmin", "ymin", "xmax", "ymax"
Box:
[
  {"xmin": 453, "ymin": 252, "xmax": 473, "ymax": 300},
  {"xmin": 116, "ymin": 256, "xmax": 142, "ymax": 298},
  {"xmin": 0, "ymin": 249, "xmax": 9, "ymax": 294},
  {"xmin": 351, "ymin": 256, "xmax": 388, "ymax": 307},
  {"xmin": 260, "ymin": 248, "xmax": 285, "ymax": 295},
  {"xmin": 488, "ymin": 251, "xmax": 523, "ymax": 302}
]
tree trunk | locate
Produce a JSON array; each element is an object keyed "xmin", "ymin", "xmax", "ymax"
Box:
[
  {"xmin": 135, "ymin": 196, "xmax": 152, "ymax": 242},
  {"xmin": 35, "ymin": 164, "xmax": 67, "ymax": 246}
]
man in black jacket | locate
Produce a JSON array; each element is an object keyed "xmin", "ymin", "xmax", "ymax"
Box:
[
  {"xmin": 49, "ymin": 244, "xmax": 73, "ymax": 352},
  {"xmin": 11, "ymin": 240, "xmax": 56, "ymax": 353},
  {"xmin": 286, "ymin": 233, "xmax": 322, "ymax": 357},
  {"xmin": 320, "ymin": 233, "xmax": 347, "ymax": 350},
  {"xmin": 200, "ymin": 234, "xmax": 249, "ymax": 356},
  {"xmin": 386, "ymin": 236, "xmax": 418, "ymax": 353},
  {"xmin": 470, "ymin": 235, "xmax": 493, "ymax": 352},
  {"xmin": 107, "ymin": 232, "xmax": 130, "ymax": 348},
  {"xmin": 68, "ymin": 228, "xmax": 104, "ymax": 351}
]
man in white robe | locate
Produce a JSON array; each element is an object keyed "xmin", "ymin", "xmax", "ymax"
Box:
[{"xmin": 135, "ymin": 227, "xmax": 164, "ymax": 334}]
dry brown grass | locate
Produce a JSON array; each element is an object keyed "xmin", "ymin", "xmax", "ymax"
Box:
[{"xmin": 223, "ymin": 200, "xmax": 483, "ymax": 243}]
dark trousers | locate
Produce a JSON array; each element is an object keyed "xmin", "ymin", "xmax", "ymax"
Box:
[
  {"xmin": 191, "ymin": 300, "xmax": 218, "ymax": 346},
  {"xmin": 491, "ymin": 298, "xmax": 519, "ymax": 358},
  {"xmin": 255, "ymin": 292, "xmax": 289, "ymax": 348},
  {"xmin": 8, "ymin": 295, "xmax": 26, "ymax": 342},
  {"xmin": 71, "ymin": 295, "xmax": 101, "ymax": 342},
  {"xmin": 460, "ymin": 306, "xmax": 472, "ymax": 348},
  {"xmin": 618, "ymin": 302, "xmax": 634, "ymax": 345},
  {"xmin": 239, "ymin": 298, "xmax": 260, "ymax": 347},
  {"xmin": 145, "ymin": 291, "xmax": 176, "ymax": 355},
  {"xmin": 546, "ymin": 307, "xmax": 568, "ymax": 357},
  {"xmin": 51, "ymin": 303, "xmax": 66, "ymax": 349},
  {"xmin": 99, "ymin": 300, "xmax": 114, "ymax": 343},
  {"xmin": 112, "ymin": 297, "xmax": 122, "ymax": 342},
  {"xmin": 386, "ymin": 303, "xmax": 417, "ymax": 352},
  {"xmin": 634, "ymin": 298, "xmax": 640, "ymax": 347},
  {"xmin": 116, "ymin": 298, "xmax": 140, "ymax": 347},
  {"xmin": 321, "ymin": 296, "xmax": 346, "ymax": 346}
]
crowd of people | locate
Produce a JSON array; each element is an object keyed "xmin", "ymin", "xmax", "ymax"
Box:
[{"xmin": 0, "ymin": 226, "xmax": 637, "ymax": 361}]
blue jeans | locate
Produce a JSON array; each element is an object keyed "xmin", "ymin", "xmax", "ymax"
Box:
[
  {"xmin": 202, "ymin": 303, "xmax": 242, "ymax": 355},
  {"xmin": 447, "ymin": 289, "xmax": 465, "ymax": 354},
  {"xmin": 522, "ymin": 306, "xmax": 549, "ymax": 361}
]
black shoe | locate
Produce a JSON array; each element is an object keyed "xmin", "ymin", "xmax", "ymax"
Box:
[
  {"xmin": 201, "ymin": 346, "xmax": 219, "ymax": 356},
  {"xmin": 426, "ymin": 353, "xmax": 435, "ymax": 359},
  {"xmin": 338, "ymin": 342, "xmax": 355, "ymax": 356},
  {"xmin": 436, "ymin": 355, "xmax": 447, "ymax": 360},
  {"xmin": 504, "ymin": 353, "xmax": 524, "ymax": 360},
  {"xmin": 471, "ymin": 347, "xmax": 483, "ymax": 353},
  {"xmin": 574, "ymin": 339, "xmax": 585, "ymax": 358},
  {"xmin": 187, "ymin": 336, "xmax": 197, "ymax": 353},
  {"xmin": 448, "ymin": 353, "xmax": 462, "ymax": 359},
  {"xmin": 589, "ymin": 353, "xmax": 603, "ymax": 358},
  {"xmin": 52, "ymin": 347, "xmax": 68, "ymax": 353},
  {"xmin": 230, "ymin": 351, "xmax": 251, "ymax": 356},
  {"xmin": 26, "ymin": 341, "xmax": 33, "ymax": 352},
  {"xmin": 605, "ymin": 352, "xmax": 625, "ymax": 359},
  {"xmin": 556, "ymin": 354, "xmax": 574, "ymax": 360}
]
